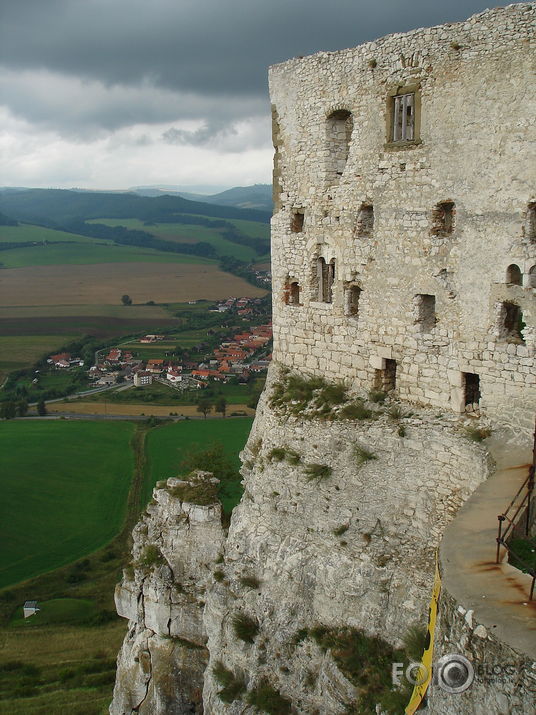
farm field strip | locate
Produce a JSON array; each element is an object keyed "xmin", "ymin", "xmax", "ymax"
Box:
[
  {"xmin": 0, "ymin": 420, "xmax": 136, "ymax": 589},
  {"xmin": 46, "ymin": 402, "xmax": 255, "ymax": 417},
  {"xmin": 88, "ymin": 218, "xmax": 259, "ymax": 261},
  {"xmin": 0, "ymin": 224, "xmax": 110, "ymax": 244},
  {"xmin": 0, "ymin": 262, "xmax": 267, "ymax": 307},
  {"xmin": 0, "ymin": 334, "xmax": 79, "ymax": 381},
  {"xmin": 0, "ymin": 303, "xmax": 173, "ymax": 319}
]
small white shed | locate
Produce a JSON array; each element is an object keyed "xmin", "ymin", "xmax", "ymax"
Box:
[{"xmin": 23, "ymin": 600, "xmax": 40, "ymax": 618}]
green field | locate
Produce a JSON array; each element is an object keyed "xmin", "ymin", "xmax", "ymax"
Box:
[
  {"xmin": 144, "ymin": 417, "xmax": 253, "ymax": 509},
  {"xmin": 0, "ymin": 224, "xmax": 98, "ymax": 244},
  {"xmin": 88, "ymin": 217, "xmax": 259, "ymax": 261},
  {"xmin": 0, "ymin": 240, "xmax": 213, "ymax": 269},
  {"xmin": 0, "ymin": 421, "xmax": 135, "ymax": 588}
]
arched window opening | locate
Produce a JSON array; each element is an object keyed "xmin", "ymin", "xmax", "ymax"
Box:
[
  {"xmin": 355, "ymin": 203, "xmax": 374, "ymax": 238},
  {"xmin": 528, "ymin": 265, "xmax": 536, "ymax": 289},
  {"xmin": 497, "ymin": 302, "xmax": 525, "ymax": 344},
  {"xmin": 345, "ymin": 284, "xmax": 361, "ymax": 317},
  {"xmin": 291, "ymin": 210, "xmax": 304, "ymax": 233},
  {"xmin": 431, "ymin": 200, "xmax": 455, "ymax": 237},
  {"xmin": 524, "ymin": 202, "xmax": 536, "ymax": 242},
  {"xmin": 506, "ymin": 264, "xmax": 522, "ymax": 286},
  {"xmin": 326, "ymin": 110, "xmax": 353, "ymax": 184},
  {"xmin": 317, "ymin": 257, "xmax": 335, "ymax": 303}
]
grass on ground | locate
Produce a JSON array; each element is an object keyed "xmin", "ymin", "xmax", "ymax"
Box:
[{"xmin": 0, "ymin": 420, "xmax": 135, "ymax": 589}]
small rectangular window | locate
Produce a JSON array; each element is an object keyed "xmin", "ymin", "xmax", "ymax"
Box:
[
  {"xmin": 291, "ymin": 210, "xmax": 304, "ymax": 233},
  {"xmin": 392, "ymin": 93, "xmax": 414, "ymax": 142}
]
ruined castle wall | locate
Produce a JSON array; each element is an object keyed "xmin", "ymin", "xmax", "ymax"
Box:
[{"xmin": 269, "ymin": 3, "xmax": 536, "ymax": 436}]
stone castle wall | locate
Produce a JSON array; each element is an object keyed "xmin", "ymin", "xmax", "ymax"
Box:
[{"xmin": 269, "ymin": 3, "xmax": 535, "ymax": 436}]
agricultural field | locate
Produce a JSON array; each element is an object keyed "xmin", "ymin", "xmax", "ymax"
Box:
[
  {"xmin": 144, "ymin": 417, "xmax": 253, "ymax": 509},
  {"xmin": 0, "ymin": 420, "xmax": 135, "ymax": 589},
  {"xmin": 88, "ymin": 217, "xmax": 261, "ymax": 262},
  {"xmin": 0, "ymin": 261, "xmax": 266, "ymax": 307},
  {"xmin": 0, "ymin": 224, "xmax": 97, "ymax": 244},
  {"xmin": 0, "ymin": 335, "xmax": 78, "ymax": 383}
]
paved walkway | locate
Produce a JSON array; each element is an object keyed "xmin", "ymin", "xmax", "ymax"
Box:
[{"xmin": 440, "ymin": 432, "xmax": 535, "ymax": 659}]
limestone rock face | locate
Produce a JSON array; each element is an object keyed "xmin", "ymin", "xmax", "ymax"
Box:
[{"xmin": 110, "ymin": 471, "xmax": 224, "ymax": 714}]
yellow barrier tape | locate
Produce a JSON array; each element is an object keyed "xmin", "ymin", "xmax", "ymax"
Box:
[{"xmin": 405, "ymin": 556, "xmax": 441, "ymax": 715}]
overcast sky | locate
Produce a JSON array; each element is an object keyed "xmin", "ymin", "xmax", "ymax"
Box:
[{"xmin": 0, "ymin": 0, "xmax": 506, "ymax": 191}]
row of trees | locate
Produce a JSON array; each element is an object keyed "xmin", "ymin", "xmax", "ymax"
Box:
[{"xmin": 196, "ymin": 396, "xmax": 227, "ymax": 419}]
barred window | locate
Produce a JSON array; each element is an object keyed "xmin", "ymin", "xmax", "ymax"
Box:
[{"xmin": 392, "ymin": 93, "xmax": 415, "ymax": 142}]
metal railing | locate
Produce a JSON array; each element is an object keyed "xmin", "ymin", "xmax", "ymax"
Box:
[{"xmin": 495, "ymin": 422, "xmax": 536, "ymax": 600}]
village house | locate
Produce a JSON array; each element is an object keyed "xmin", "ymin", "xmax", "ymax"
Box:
[{"xmin": 133, "ymin": 371, "xmax": 153, "ymax": 387}]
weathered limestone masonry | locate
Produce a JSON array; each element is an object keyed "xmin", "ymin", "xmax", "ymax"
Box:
[{"xmin": 270, "ymin": 3, "xmax": 535, "ymax": 436}]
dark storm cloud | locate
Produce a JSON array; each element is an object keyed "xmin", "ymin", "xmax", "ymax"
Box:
[{"xmin": 0, "ymin": 0, "xmax": 501, "ymax": 137}]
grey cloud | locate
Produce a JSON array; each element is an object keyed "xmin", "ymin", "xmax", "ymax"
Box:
[{"xmin": 2, "ymin": 0, "xmax": 498, "ymax": 97}]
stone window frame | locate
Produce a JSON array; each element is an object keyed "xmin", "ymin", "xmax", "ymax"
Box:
[
  {"xmin": 291, "ymin": 209, "xmax": 305, "ymax": 234},
  {"xmin": 325, "ymin": 107, "xmax": 354, "ymax": 183},
  {"xmin": 385, "ymin": 83, "xmax": 422, "ymax": 150},
  {"xmin": 283, "ymin": 276, "xmax": 301, "ymax": 307},
  {"xmin": 430, "ymin": 200, "xmax": 456, "ymax": 238},
  {"xmin": 344, "ymin": 282, "xmax": 362, "ymax": 318}
]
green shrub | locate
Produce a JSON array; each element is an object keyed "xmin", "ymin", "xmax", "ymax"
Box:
[
  {"xmin": 170, "ymin": 479, "xmax": 219, "ymax": 505},
  {"xmin": 397, "ymin": 425, "xmax": 406, "ymax": 438},
  {"xmin": 315, "ymin": 382, "xmax": 348, "ymax": 408},
  {"xmin": 333, "ymin": 524, "xmax": 349, "ymax": 537},
  {"xmin": 213, "ymin": 661, "xmax": 246, "ymax": 703},
  {"xmin": 213, "ymin": 569, "xmax": 225, "ymax": 582},
  {"xmin": 268, "ymin": 447, "xmax": 287, "ymax": 462},
  {"xmin": 508, "ymin": 536, "xmax": 536, "ymax": 573},
  {"xmin": 340, "ymin": 401, "xmax": 373, "ymax": 420},
  {"xmin": 387, "ymin": 405, "xmax": 403, "ymax": 420},
  {"xmin": 304, "ymin": 463, "xmax": 332, "ymax": 482},
  {"xmin": 239, "ymin": 575, "xmax": 261, "ymax": 589},
  {"xmin": 463, "ymin": 425, "xmax": 491, "ymax": 442},
  {"xmin": 402, "ymin": 624, "xmax": 427, "ymax": 662},
  {"xmin": 353, "ymin": 445, "xmax": 377, "ymax": 466},
  {"xmin": 232, "ymin": 612, "xmax": 259, "ymax": 643},
  {"xmin": 246, "ymin": 681, "xmax": 292, "ymax": 714},
  {"xmin": 137, "ymin": 544, "xmax": 165, "ymax": 569},
  {"xmin": 268, "ymin": 446, "xmax": 301, "ymax": 465},
  {"xmin": 369, "ymin": 390, "xmax": 387, "ymax": 403}
]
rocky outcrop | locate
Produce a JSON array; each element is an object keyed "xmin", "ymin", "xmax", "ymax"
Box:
[
  {"xmin": 110, "ymin": 471, "xmax": 225, "ymax": 714},
  {"xmin": 111, "ymin": 367, "xmax": 495, "ymax": 714}
]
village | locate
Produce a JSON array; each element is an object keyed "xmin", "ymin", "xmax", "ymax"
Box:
[{"xmin": 46, "ymin": 296, "xmax": 272, "ymax": 397}]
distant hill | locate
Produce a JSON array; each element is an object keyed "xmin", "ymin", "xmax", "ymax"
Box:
[
  {"xmin": 129, "ymin": 184, "xmax": 273, "ymax": 212},
  {"xmin": 198, "ymin": 185, "xmax": 273, "ymax": 212},
  {"xmin": 0, "ymin": 188, "xmax": 271, "ymax": 228}
]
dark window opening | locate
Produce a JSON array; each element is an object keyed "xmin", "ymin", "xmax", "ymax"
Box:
[
  {"xmin": 498, "ymin": 302, "xmax": 525, "ymax": 343},
  {"xmin": 355, "ymin": 204, "xmax": 374, "ymax": 238},
  {"xmin": 463, "ymin": 373, "xmax": 480, "ymax": 409},
  {"xmin": 529, "ymin": 265, "xmax": 536, "ymax": 288},
  {"xmin": 345, "ymin": 285, "xmax": 361, "ymax": 317},
  {"xmin": 374, "ymin": 359, "xmax": 397, "ymax": 392},
  {"xmin": 326, "ymin": 109, "xmax": 353, "ymax": 183},
  {"xmin": 506, "ymin": 264, "xmax": 522, "ymax": 286},
  {"xmin": 392, "ymin": 93, "xmax": 414, "ymax": 142},
  {"xmin": 414, "ymin": 294, "xmax": 436, "ymax": 332},
  {"xmin": 431, "ymin": 201, "xmax": 455, "ymax": 237},
  {"xmin": 284, "ymin": 278, "xmax": 300, "ymax": 306},
  {"xmin": 317, "ymin": 257, "xmax": 335, "ymax": 303},
  {"xmin": 291, "ymin": 210, "xmax": 305, "ymax": 233},
  {"xmin": 524, "ymin": 202, "xmax": 536, "ymax": 242}
]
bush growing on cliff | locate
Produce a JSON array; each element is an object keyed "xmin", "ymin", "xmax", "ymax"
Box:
[
  {"xmin": 169, "ymin": 478, "xmax": 219, "ymax": 506},
  {"xmin": 136, "ymin": 544, "xmax": 165, "ymax": 569},
  {"xmin": 246, "ymin": 681, "xmax": 292, "ymax": 714},
  {"xmin": 267, "ymin": 446, "xmax": 301, "ymax": 465},
  {"xmin": 463, "ymin": 425, "xmax": 492, "ymax": 442},
  {"xmin": 353, "ymin": 445, "xmax": 377, "ymax": 467},
  {"xmin": 402, "ymin": 624, "xmax": 427, "ymax": 662},
  {"xmin": 232, "ymin": 612, "xmax": 259, "ymax": 643},
  {"xmin": 304, "ymin": 463, "xmax": 332, "ymax": 482},
  {"xmin": 213, "ymin": 661, "xmax": 246, "ymax": 704},
  {"xmin": 340, "ymin": 400, "xmax": 373, "ymax": 420}
]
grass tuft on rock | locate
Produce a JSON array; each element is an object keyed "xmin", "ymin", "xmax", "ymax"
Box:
[
  {"xmin": 246, "ymin": 680, "xmax": 292, "ymax": 714},
  {"xmin": 213, "ymin": 661, "xmax": 246, "ymax": 704},
  {"xmin": 304, "ymin": 463, "xmax": 332, "ymax": 482},
  {"xmin": 232, "ymin": 612, "xmax": 259, "ymax": 643}
]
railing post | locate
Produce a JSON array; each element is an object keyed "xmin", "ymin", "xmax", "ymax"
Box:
[
  {"xmin": 496, "ymin": 515, "xmax": 506, "ymax": 563},
  {"xmin": 530, "ymin": 574, "xmax": 535, "ymax": 602}
]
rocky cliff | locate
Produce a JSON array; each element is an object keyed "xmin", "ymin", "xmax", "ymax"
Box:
[{"xmin": 111, "ymin": 366, "xmax": 494, "ymax": 714}]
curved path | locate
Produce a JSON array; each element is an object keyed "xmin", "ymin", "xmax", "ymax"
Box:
[{"xmin": 440, "ymin": 433, "xmax": 536, "ymax": 658}]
